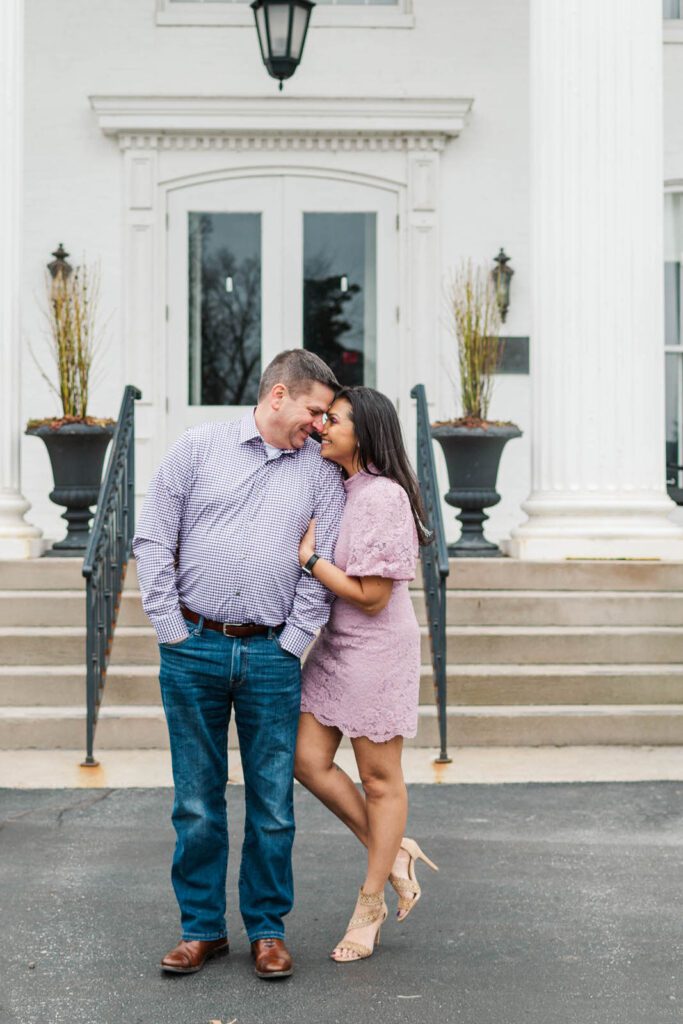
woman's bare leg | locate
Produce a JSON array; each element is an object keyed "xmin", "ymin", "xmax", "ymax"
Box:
[
  {"xmin": 294, "ymin": 712, "xmax": 369, "ymax": 842},
  {"xmin": 331, "ymin": 735, "xmax": 407, "ymax": 961}
]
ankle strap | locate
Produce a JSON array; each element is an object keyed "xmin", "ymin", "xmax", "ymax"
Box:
[{"xmin": 358, "ymin": 887, "xmax": 385, "ymax": 907}]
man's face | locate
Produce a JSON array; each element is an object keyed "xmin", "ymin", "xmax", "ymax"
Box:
[{"xmin": 271, "ymin": 381, "xmax": 336, "ymax": 449}]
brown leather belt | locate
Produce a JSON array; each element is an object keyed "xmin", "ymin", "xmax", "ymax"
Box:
[{"xmin": 180, "ymin": 606, "xmax": 282, "ymax": 638}]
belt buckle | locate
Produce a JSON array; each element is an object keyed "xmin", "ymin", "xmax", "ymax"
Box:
[{"xmin": 222, "ymin": 622, "xmax": 241, "ymax": 637}]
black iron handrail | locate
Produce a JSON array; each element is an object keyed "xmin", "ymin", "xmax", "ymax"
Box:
[
  {"xmin": 81, "ymin": 385, "xmax": 142, "ymax": 765},
  {"xmin": 410, "ymin": 384, "xmax": 451, "ymax": 763}
]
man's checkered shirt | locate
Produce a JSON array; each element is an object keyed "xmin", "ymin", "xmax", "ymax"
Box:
[{"xmin": 132, "ymin": 412, "xmax": 346, "ymax": 657}]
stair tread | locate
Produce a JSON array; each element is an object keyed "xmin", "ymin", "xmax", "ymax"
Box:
[
  {"xmin": 7, "ymin": 623, "xmax": 683, "ymax": 636},
  {"xmin": 419, "ymin": 663, "xmax": 683, "ymax": 675},
  {"xmin": 2, "ymin": 704, "xmax": 681, "ymax": 719}
]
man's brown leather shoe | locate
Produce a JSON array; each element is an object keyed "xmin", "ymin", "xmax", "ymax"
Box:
[
  {"xmin": 160, "ymin": 938, "xmax": 229, "ymax": 974},
  {"xmin": 250, "ymin": 938, "xmax": 293, "ymax": 979}
]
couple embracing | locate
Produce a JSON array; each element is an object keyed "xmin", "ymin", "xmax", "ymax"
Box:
[{"xmin": 133, "ymin": 349, "xmax": 438, "ymax": 979}]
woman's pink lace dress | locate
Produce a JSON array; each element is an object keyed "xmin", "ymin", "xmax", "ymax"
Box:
[{"xmin": 301, "ymin": 470, "xmax": 420, "ymax": 742}]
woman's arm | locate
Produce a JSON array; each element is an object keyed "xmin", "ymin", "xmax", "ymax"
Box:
[{"xmin": 299, "ymin": 521, "xmax": 393, "ymax": 617}]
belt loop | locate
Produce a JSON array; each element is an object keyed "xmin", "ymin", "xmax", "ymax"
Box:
[
  {"xmin": 267, "ymin": 626, "xmax": 276, "ymax": 640},
  {"xmin": 195, "ymin": 615, "xmax": 204, "ymax": 636}
]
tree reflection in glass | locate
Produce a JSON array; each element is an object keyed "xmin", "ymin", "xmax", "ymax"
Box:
[
  {"xmin": 188, "ymin": 212, "xmax": 261, "ymax": 406},
  {"xmin": 303, "ymin": 213, "xmax": 376, "ymax": 388}
]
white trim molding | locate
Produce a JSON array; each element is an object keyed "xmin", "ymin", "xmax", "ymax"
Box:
[
  {"xmin": 90, "ymin": 92, "xmax": 472, "ymax": 497},
  {"xmin": 89, "ymin": 95, "xmax": 472, "ymax": 150},
  {"xmin": 155, "ymin": 0, "xmax": 414, "ymax": 30}
]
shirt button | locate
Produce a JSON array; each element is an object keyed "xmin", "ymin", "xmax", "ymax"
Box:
[{"xmin": 235, "ymin": 590, "xmax": 240, "ymax": 596}]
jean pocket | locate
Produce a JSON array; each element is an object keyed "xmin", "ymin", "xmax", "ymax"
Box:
[
  {"xmin": 159, "ymin": 633, "xmax": 193, "ymax": 651},
  {"xmin": 270, "ymin": 636, "xmax": 298, "ymax": 660}
]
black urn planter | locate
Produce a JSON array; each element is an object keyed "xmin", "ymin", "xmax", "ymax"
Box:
[
  {"xmin": 431, "ymin": 423, "xmax": 522, "ymax": 557},
  {"xmin": 26, "ymin": 422, "xmax": 115, "ymax": 557}
]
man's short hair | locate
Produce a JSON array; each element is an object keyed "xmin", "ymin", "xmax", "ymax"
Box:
[{"xmin": 258, "ymin": 349, "xmax": 339, "ymax": 401}]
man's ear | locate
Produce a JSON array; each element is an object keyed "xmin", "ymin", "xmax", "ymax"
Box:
[{"xmin": 270, "ymin": 384, "xmax": 286, "ymax": 410}]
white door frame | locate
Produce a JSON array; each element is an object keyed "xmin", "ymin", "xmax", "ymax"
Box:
[
  {"xmin": 167, "ymin": 172, "xmax": 399, "ymax": 438},
  {"xmin": 90, "ymin": 95, "xmax": 472, "ymax": 502}
]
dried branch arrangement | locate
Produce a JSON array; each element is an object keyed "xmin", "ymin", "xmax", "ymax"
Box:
[
  {"xmin": 446, "ymin": 260, "xmax": 504, "ymax": 424},
  {"xmin": 28, "ymin": 261, "xmax": 112, "ymax": 428}
]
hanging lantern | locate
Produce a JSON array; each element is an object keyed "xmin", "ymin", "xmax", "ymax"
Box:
[{"xmin": 251, "ymin": 0, "xmax": 315, "ymax": 90}]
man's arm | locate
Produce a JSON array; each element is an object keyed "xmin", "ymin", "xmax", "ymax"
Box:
[
  {"xmin": 278, "ymin": 461, "xmax": 345, "ymax": 657},
  {"xmin": 132, "ymin": 430, "xmax": 195, "ymax": 644}
]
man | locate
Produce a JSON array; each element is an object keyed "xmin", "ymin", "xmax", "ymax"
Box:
[{"xmin": 133, "ymin": 350, "xmax": 345, "ymax": 979}]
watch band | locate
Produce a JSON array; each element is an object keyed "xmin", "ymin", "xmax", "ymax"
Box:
[{"xmin": 302, "ymin": 553, "xmax": 320, "ymax": 576}]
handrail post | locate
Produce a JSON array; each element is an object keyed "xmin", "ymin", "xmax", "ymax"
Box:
[
  {"xmin": 81, "ymin": 385, "xmax": 142, "ymax": 767},
  {"xmin": 410, "ymin": 384, "xmax": 452, "ymax": 764}
]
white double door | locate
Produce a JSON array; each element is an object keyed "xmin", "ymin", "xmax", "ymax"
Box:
[{"xmin": 166, "ymin": 174, "xmax": 399, "ymax": 439}]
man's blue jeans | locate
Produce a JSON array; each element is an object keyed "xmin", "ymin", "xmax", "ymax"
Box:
[{"xmin": 158, "ymin": 617, "xmax": 301, "ymax": 943}]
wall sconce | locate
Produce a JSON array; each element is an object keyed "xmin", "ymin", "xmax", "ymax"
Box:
[
  {"xmin": 491, "ymin": 248, "xmax": 513, "ymax": 323},
  {"xmin": 47, "ymin": 243, "xmax": 72, "ymax": 280}
]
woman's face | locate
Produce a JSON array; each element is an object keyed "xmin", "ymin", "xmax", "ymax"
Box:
[{"xmin": 320, "ymin": 397, "xmax": 357, "ymax": 466}]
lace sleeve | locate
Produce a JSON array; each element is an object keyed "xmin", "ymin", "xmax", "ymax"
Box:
[{"xmin": 345, "ymin": 479, "xmax": 418, "ymax": 580}]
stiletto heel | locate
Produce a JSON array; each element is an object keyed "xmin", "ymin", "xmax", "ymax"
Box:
[
  {"xmin": 389, "ymin": 837, "xmax": 439, "ymax": 921},
  {"xmin": 330, "ymin": 888, "xmax": 388, "ymax": 963}
]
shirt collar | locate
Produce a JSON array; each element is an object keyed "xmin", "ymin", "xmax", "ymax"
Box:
[{"xmin": 239, "ymin": 410, "xmax": 296, "ymax": 456}]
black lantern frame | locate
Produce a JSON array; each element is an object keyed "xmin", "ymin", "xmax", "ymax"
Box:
[
  {"xmin": 491, "ymin": 248, "xmax": 514, "ymax": 323},
  {"xmin": 251, "ymin": 0, "xmax": 315, "ymax": 90}
]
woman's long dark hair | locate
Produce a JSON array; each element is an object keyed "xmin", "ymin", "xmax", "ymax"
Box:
[{"xmin": 334, "ymin": 386, "xmax": 432, "ymax": 546}]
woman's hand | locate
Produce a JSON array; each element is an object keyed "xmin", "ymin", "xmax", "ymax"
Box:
[{"xmin": 299, "ymin": 519, "xmax": 316, "ymax": 566}]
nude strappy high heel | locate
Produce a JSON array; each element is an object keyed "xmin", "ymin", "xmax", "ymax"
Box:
[
  {"xmin": 330, "ymin": 888, "xmax": 388, "ymax": 963},
  {"xmin": 389, "ymin": 837, "xmax": 439, "ymax": 921}
]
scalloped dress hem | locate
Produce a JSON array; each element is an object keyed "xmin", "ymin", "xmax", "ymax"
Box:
[{"xmin": 300, "ymin": 705, "xmax": 418, "ymax": 744}]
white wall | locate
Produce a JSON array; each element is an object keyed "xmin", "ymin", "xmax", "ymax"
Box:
[{"xmin": 22, "ymin": 0, "xmax": 528, "ymax": 544}]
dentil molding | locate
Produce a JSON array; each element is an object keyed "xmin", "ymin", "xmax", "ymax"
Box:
[{"xmin": 90, "ymin": 95, "xmax": 473, "ymax": 151}]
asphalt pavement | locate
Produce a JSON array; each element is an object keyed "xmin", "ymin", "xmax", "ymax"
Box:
[{"xmin": 2, "ymin": 783, "xmax": 682, "ymax": 1024}]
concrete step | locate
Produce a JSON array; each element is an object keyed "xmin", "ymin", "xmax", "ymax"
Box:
[
  {"xmin": 412, "ymin": 705, "xmax": 683, "ymax": 747},
  {"xmin": 412, "ymin": 590, "xmax": 683, "ymax": 626},
  {"xmin": 0, "ymin": 590, "xmax": 147, "ymax": 627},
  {"xmin": 2, "ymin": 704, "xmax": 682, "ymax": 749},
  {"xmin": 4, "ymin": 624, "xmax": 683, "ymax": 666},
  {"xmin": 4, "ymin": 557, "xmax": 683, "ymax": 592},
  {"xmin": 4, "ymin": 663, "xmax": 683, "ymax": 708},
  {"xmin": 429, "ymin": 626, "xmax": 683, "ymax": 664},
  {"xmin": 0, "ymin": 666, "xmax": 160, "ymax": 706},
  {"xmin": 418, "ymin": 664, "xmax": 683, "ymax": 705},
  {"xmin": 6, "ymin": 588, "xmax": 683, "ymax": 628},
  {"xmin": 0, "ymin": 558, "xmax": 139, "ymax": 591},
  {"xmin": 415, "ymin": 559, "xmax": 683, "ymax": 591}
]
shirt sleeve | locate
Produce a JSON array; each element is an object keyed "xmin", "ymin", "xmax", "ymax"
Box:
[
  {"xmin": 278, "ymin": 459, "xmax": 346, "ymax": 658},
  {"xmin": 345, "ymin": 479, "xmax": 418, "ymax": 581},
  {"xmin": 132, "ymin": 430, "xmax": 195, "ymax": 644}
]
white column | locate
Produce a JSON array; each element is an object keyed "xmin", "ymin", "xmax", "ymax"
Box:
[
  {"xmin": 0, "ymin": 0, "xmax": 42, "ymax": 558},
  {"xmin": 509, "ymin": 0, "xmax": 683, "ymax": 560}
]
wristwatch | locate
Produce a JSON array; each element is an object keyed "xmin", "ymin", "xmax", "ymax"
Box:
[{"xmin": 302, "ymin": 552, "xmax": 320, "ymax": 576}]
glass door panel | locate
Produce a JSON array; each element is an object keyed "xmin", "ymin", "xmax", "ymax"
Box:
[
  {"xmin": 188, "ymin": 212, "xmax": 262, "ymax": 406},
  {"xmin": 167, "ymin": 178, "xmax": 282, "ymax": 439},
  {"xmin": 282, "ymin": 177, "xmax": 398, "ymax": 405},
  {"xmin": 303, "ymin": 212, "xmax": 377, "ymax": 387}
]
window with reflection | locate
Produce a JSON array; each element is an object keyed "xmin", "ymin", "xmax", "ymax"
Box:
[
  {"xmin": 188, "ymin": 212, "xmax": 261, "ymax": 406},
  {"xmin": 303, "ymin": 213, "xmax": 377, "ymax": 388}
]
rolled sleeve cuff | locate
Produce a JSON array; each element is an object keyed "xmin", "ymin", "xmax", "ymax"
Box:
[
  {"xmin": 278, "ymin": 623, "xmax": 313, "ymax": 659},
  {"xmin": 152, "ymin": 609, "xmax": 191, "ymax": 645}
]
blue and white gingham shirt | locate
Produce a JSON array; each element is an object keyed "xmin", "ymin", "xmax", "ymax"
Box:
[{"xmin": 132, "ymin": 413, "xmax": 346, "ymax": 657}]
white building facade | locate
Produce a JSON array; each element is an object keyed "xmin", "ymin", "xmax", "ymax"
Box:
[{"xmin": 4, "ymin": 0, "xmax": 683, "ymax": 558}]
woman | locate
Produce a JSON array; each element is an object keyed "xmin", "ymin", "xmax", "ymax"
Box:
[{"xmin": 295, "ymin": 386, "xmax": 438, "ymax": 964}]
